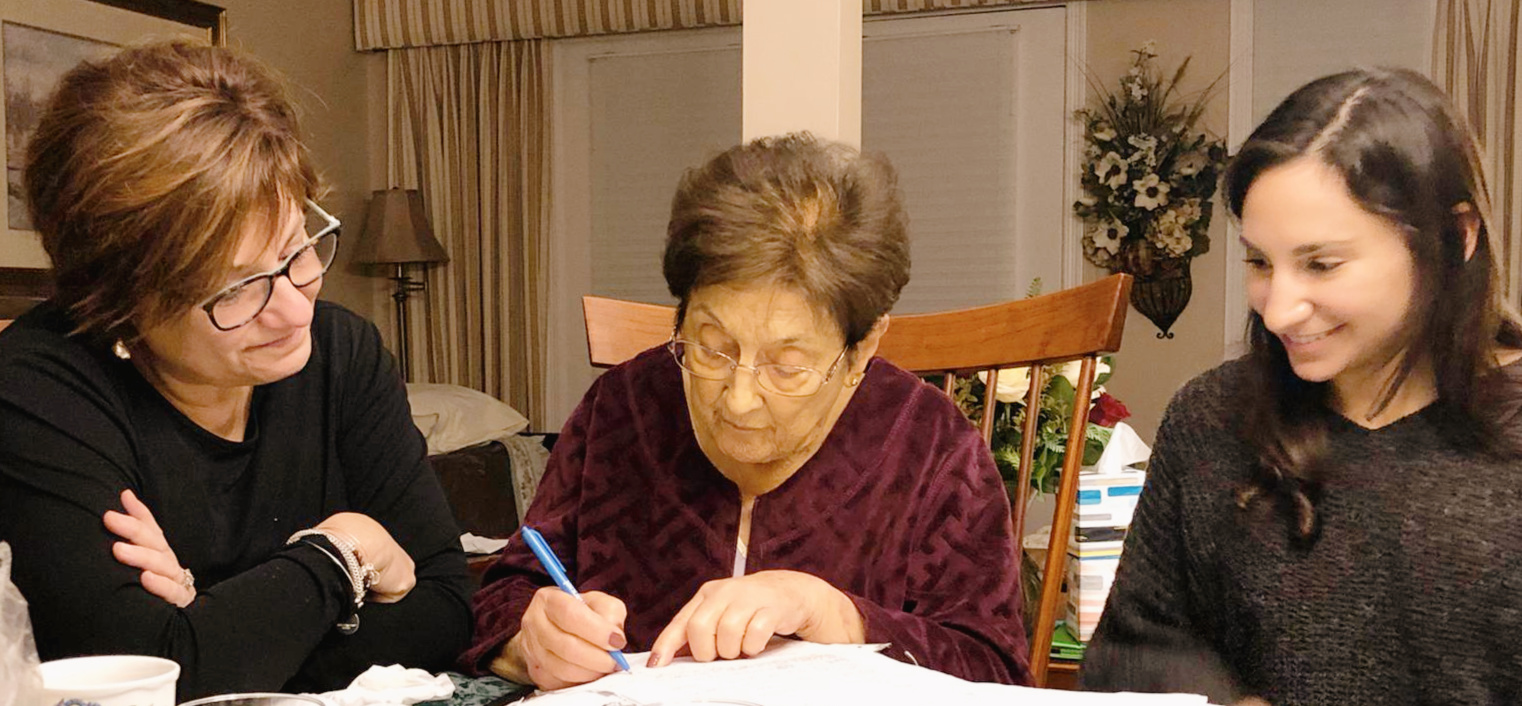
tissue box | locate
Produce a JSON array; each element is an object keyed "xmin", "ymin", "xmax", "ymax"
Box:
[
  {"xmin": 1074, "ymin": 466, "xmax": 1145, "ymax": 528},
  {"xmin": 1062, "ymin": 466, "xmax": 1145, "ymax": 641},
  {"xmin": 1064, "ymin": 552, "xmax": 1120, "ymax": 642}
]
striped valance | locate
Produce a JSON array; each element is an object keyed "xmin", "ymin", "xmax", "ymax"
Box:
[{"xmin": 354, "ymin": 0, "xmax": 1042, "ymax": 51}]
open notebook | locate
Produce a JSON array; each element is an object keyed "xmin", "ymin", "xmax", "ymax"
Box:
[{"xmin": 517, "ymin": 639, "xmax": 1207, "ymax": 706}]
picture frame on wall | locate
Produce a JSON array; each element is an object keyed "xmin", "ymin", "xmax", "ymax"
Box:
[{"xmin": 0, "ymin": 0, "xmax": 224, "ymax": 309}]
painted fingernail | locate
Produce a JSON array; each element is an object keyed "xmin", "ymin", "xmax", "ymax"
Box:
[
  {"xmin": 609, "ymin": 631, "xmax": 627, "ymax": 650},
  {"xmin": 646, "ymin": 652, "xmax": 661, "ymax": 668}
]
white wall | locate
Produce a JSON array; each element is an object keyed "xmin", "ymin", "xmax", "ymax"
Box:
[{"xmin": 1251, "ymin": 0, "xmax": 1436, "ymax": 127}]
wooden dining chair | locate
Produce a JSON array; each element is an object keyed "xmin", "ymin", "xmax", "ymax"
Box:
[{"xmin": 582, "ymin": 273, "xmax": 1132, "ymax": 687}]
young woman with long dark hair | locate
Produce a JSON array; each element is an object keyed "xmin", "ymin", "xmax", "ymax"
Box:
[{"xmin": 1080, "ymin": 68, "xmax": 1522, "ymax": 704}]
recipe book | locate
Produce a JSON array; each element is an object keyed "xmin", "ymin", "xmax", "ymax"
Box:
[{"xmin": 516, "ymin": 639, "xmax": 1207, "ymax": 706}]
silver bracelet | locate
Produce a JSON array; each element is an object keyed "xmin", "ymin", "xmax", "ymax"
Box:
[
  {"xmin": 287, "ymin": 529, "xmax": 378, "ymax": 633},
  {"xmin": 323, "ymin": 529, "xmax": 381, "ymax": 596}
]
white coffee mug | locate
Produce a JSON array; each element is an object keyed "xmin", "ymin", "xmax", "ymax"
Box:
[{"xmin": 37, "ymin": 655, "xmax": 180, "ymax": 706}]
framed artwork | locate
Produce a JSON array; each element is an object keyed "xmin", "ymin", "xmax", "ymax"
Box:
[{"xmin": 0, "ymin": 0, "xmax": 223, "ymax": 294}]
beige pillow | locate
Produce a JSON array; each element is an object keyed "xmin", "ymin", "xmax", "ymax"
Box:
[{"xmin": 405, "ymin": 383, "xmax": 530, "ymax": 455}]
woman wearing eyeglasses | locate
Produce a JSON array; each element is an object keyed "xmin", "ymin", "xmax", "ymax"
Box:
[
  {"xmin": 0, "ymin": 42, "xmax": 470, "ymax": 698},
  {"xmin": 463, "ymin": 133, "xmax": 1030, "ymax": 689}
]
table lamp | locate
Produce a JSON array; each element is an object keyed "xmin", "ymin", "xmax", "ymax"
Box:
[{"xmin": 353, "ymin": 188, "xmax": 449, "ymax": 380}]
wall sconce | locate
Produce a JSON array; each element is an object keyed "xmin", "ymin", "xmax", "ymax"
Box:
[{"xmin": 353, "ymin": 188, "xmax": 449, "ymax": 380}]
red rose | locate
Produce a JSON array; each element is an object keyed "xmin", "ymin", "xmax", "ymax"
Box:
[{"xmin": 1088, "ymin": 392, "xmax": 1131, "ymax": 427}]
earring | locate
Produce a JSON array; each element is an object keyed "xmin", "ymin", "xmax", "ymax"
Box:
[
  {"xmin": 112, "ymin": 340, "xmax": 131, "ymax": 360},
  {"xmin": 845, "ymin": 373, "xmax": 865, "ymax": 388}
]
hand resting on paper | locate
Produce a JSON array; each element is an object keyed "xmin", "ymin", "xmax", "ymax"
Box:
[
  {"xmin": 493, "ymin": 586, "xmax": 629, "ymax": 689},
  {"xmin": 647, "ymin": 570, "xmax": 865, "ymax": 668}
]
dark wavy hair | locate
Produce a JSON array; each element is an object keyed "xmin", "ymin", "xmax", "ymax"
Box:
[
  {"xmin": 663, "ymin": 132, "xmax": 910, "ymax": 352},
  {"xmin": 1224, "ymin": 68, "xmax": 1522, "ymax": 543}
]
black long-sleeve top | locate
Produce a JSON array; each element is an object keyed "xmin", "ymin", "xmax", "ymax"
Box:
[
  {"xmin": 1080, "ymin": 359, "xmax": 1522, "ymax": 704},
  {"xmin": 0, "ymin": 301, "xmax": 472, "ymax": 700}
]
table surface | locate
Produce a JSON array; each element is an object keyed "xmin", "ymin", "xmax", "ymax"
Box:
[
  {"xmin": 426, "ymin": 672, "xmax": 533, "ymax": 706},
  {"xmin": 425, "ymin": 655, "xmax": 1083, "ymax": 705}
]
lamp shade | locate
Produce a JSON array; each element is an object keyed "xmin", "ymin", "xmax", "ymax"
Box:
[{"xmin": 353, "ymin": 189, "xmax": 450, "ymax": 265}]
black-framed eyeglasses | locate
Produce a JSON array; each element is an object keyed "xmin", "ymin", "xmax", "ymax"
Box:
[
  {"xmin": 199, "ymin": 200, "xmax": 341, "ymax": 331},
  {"xmin": 667, "ymin": 337, "xmax": 849, "ymax": 397}
]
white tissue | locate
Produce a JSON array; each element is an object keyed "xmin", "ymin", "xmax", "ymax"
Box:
[
  {"xmin": 315, "ymin": 664, "xmax": 453, "ymax": 706},
  {"xmin": 460, "ymin": 533, "xmax": 510, "ymax": 555},
  {"xmin": 1090, "ymin": 421, "xmax": 1151, "ymax": 475}
]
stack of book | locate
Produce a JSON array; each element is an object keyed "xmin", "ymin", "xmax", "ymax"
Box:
[
  {"xmin": 1049, "ymin": 622, "xmax": 1087, "ymax": 661},
  {"xmin": 1063, "ymin": 466, "xmax": 1145, "ymax": 642}
]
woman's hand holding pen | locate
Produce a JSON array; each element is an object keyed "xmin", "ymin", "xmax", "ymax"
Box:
[
  {"xmin": 498, "ymin": 587, "xmax": 629, "ymax": 689},
  {"xmin": 647, "ymin": 570, "xmax": 865, "ymax": 668}
]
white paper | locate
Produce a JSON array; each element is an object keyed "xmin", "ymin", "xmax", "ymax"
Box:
[{"xmin": 518, "ymin": 639, "xmax": 1206, "ymax": 706}]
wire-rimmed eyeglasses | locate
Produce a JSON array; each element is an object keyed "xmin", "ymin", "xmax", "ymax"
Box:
[
  {"xmin": 667, "ymin": 338, "xmax": 848, "ymax": 397},
  {"xmin": 199, "ymin": 200, "xmax": 341, "ymax": 331}
]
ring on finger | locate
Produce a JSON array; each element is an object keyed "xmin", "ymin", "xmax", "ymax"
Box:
[{"xmin": 179, "ymin": 567, "xmax": 195, "ymax": 591}]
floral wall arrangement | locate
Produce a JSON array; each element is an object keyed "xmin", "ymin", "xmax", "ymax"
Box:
[{"xmin": 1074, "ymin": 42, "xmax": 1227, "ymax": 338}]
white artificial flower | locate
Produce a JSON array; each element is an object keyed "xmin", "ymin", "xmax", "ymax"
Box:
[
  {"xmin": 1127, "ymin": 135, "xmax": 1159, "ymax": 168},
  {"xmin": 1176, "ymin": 149, "xmax": 1207, "ymax": 176},
  {"xmin": 978, "ymin": 368, "xmax": 1032, "ymax": 404},
  {"xmin": 1174, "ymin": 198, "xmax": 1203, "ymax": 225},
  {"xmin": 1095, "ymin": 152, "xmax": 1129, "ymax": 190},
  {"xmin": 1141, "ymin": 39, "xmax": 1158, "ymax": 56},
  {"xmin": 1055, "ymin": 359, "xmax": 1112, "ymax": 395},
  {"xmin": 1149, "ymin": 217, "xmax": 1192, "ymax": 257},
  {"xmin": 1084, "ymin": 236, "xmax": 1117, "ymax": 268},
  {"xmin": 1128, "ymin": 80, "xmax": 1148, "ymax": 102},
  {"xmin": 1077, "ymin": 193, "xmax": 1098, "ymax": 207},
  {"xmin": 1133, "ymin": 173, "xmax": 1171, "ymax": 210},
  {"xmin": 1089, "ymin": 220, "xmax": 1127, "ymax": 255},
  {"xmin": 1055, "ymin": 360, "xmax": 1083, "ymax": 387},
  {"xmin": 1092, "ymin": 123, "xmax": 1117, "ymax": 142}
]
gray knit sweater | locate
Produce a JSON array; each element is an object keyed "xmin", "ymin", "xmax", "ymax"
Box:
[{"xmin": 1080, "ymin": 360, "xmax": 1522, "ymax": 705}]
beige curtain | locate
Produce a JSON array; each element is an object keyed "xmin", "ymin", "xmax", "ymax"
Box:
[
  {"xmin": 354, "ymin": 0, "xmax": 1046, "ymax": 50},
  {"xmin": 387, "ymin": 41, "xmax": 549, "ymax": 427},
  {"xmin": 1434, "ymin": 0, "xmax": 1522, "ymax": 303}
]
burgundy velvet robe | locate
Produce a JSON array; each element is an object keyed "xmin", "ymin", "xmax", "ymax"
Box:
[{"xmin": 462, "ymin": 348, "xmax": 1030, "ymax": 684}]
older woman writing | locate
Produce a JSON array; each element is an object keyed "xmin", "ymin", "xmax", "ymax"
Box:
[
  {"xmin": 0, "ymin": 42, "xmax": 470, "ymax": 698},
  {"xmin": 463, "ymin": 133, "xmax": 1029, "ymax": 688}
]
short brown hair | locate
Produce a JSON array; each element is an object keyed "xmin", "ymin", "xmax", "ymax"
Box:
[
  {"xmin": 26, "ymin": 40, "xmax": 321, "ymax": 343},
  {"xmin": 663, "ymin": 132, "xmax": 910, "ymax": 348}
]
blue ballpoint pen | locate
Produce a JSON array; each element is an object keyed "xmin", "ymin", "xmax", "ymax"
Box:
[{"xmin": 520, "ymin": 526, "xmax": 632, "ymax": 672}]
